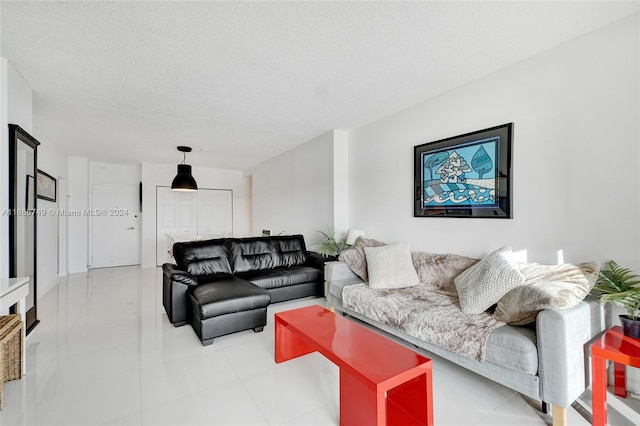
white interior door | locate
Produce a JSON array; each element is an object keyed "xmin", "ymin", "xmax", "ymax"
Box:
[
  {"xmin": 197, "ymin": 190, "xmax": 233, "ymax": 238},
  {"xmin": 91, "ymin": 184, "xmax": 140, "ymax": 268},
  {"xmin": 156, "ymin": 187, "xmax": 198, "ymax": 265},
  {"xmin": 156, "ymin": 187, "xmax": 233, "ymax": 266}
]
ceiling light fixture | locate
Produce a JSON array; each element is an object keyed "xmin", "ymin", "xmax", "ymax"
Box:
[{"xmin": 171, "ymin": 146, "xmax": 198, "ymax": 192}]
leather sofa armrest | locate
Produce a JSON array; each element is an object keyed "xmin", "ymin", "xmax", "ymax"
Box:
[
  {"xmin": 162, "ymin": 263, "xmax": 198, "ymax": 287},
  {"xmin": 304, "ymin": 251, "xmax": 336, "ymax": 269},
  {"xmin": 162, "ymin": 263, "xmax": 198, "ymax": 326}
]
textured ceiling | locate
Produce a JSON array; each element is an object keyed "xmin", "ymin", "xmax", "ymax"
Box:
[{"xmin": 2, "ymin": 1, "xmax": 638, "ymax": 170}]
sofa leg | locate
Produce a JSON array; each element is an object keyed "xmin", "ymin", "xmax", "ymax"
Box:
[
  {"xmin": 253, "ymin": 326, "xmax": 264, "ymax": 333},
  {"xmin": 201, "ymin": 338, "xmax": 214, "ymax": 346},
  {"xmin": 172, "ymin": 320, "xmax": 187, "ymax": 327},
  {"xmin": 551, "ymin": 404, "xmax": 567, "ymax": 426}
]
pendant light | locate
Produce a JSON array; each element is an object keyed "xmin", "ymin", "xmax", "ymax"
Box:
[{"xmin": 171, "ymin": 146, "xmax": 198, "ymax": 191}]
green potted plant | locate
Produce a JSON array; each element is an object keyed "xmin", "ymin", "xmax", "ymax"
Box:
[
  {"xmin": 593, "ymin": 260, "xmax": 640, "ymax": 338},
  {"xmin": 311, "ymin": 227, "xmax": 349, "ymax": 257}
]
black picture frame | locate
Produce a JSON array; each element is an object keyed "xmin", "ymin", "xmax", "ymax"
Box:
[
  {"xmin": 36, "ymin": 169, "xmax": 56, "ymax": 202},
  {"xmin": 414, "ymin": 123, "xmax": 513, "ymax": 218}
]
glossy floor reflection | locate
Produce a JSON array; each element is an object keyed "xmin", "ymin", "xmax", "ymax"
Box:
[{"xmin": 0, "ymin": 266, "xmax": 592, "ymax": 425}]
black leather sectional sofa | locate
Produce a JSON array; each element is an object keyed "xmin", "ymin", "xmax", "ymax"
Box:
[{"xmin": 162, "ymin": 235, "xmax": 324, "ymax": 345}]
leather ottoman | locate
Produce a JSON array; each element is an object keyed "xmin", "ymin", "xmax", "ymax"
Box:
[{"xmin": 189, "ymin": 276, "xmax": 271, "ymax": 345}]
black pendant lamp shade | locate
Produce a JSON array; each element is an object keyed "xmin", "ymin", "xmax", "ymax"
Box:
[{"xmin": 171, "ymin": 146, "xmax": 198, "ymax": 191}]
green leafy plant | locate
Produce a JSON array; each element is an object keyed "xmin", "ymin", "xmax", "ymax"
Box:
[
  {"xmin": 593, "ymin": 260, "xmax": 640, "ymax": 320},
  {"xmin": 311, "ymin": 227, "xmax": 349, "ymax": 257}
]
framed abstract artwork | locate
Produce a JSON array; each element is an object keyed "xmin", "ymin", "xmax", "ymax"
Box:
[{"xmin": 414, "ymin": 123, "xmax": 513, "ymax": 218}]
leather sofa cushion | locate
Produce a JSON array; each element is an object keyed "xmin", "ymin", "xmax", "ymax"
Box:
[
  {"xmin": 229, "ymin": 239, "xmax": 279, "ymax": 273},
  {"xmin": 229, "ymin": 235, "xmax": 308, "ymax": 273},
  {"xmin": 191, "ymin": 277, "xmax": 271, "ymax": 319},
  {"xmin": 173, "ymin": 239, "xmax": 232, "ymax": 277},
  {"xmin": 237, "ymin": 266, "xmax": 321, "ymax": 290},
  {"xmin": 274, "ymin": 236, "xmax": 307, "ymax": 267}
]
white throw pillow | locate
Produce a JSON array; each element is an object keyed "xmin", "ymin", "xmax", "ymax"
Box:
[
  {"xmin": 493, "ymin": 261, "xmax": 600, "ymax": 325},
  {"xmin": 364, "ymin": 242, "xmax": 419, "ymax": 289},
  {"xmin": 454, "ymin": 246, "xmax": 525, "ymax": 315}
]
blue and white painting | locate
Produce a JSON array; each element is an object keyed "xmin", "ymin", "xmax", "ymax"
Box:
[{"xmin": 421, "ymin": 137, "xmax": 499, "ymax": 207}]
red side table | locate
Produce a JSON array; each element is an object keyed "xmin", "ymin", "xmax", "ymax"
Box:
[{"xmin": 590, "ymin": 326, "xmax": 640, "ymax": 426}]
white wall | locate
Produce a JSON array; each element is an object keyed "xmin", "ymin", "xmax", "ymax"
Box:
[
  {"xmin": 333, "ymin": 130, "xmax": 349, "ymax": 234},
  {"xmin": 0, "ymin": 58, "xmax": 9, "ymax": 279},
  {"xmin": 1, "ymin": 59, "xmax": 35, "ymax": 279},
  {"xmin": 250, "ymin": 130, "xmax": 344, "ymax": 248},
  {"xmin": 7, "ymin": 63, "xmax": 32, "ymax": 132},
  {"xmin": 37, "ymin": 140, "xmax": 68, "ymax": 296},
  {"xmin": 140, "ymin": 162, "xmax": 252, "ymax": 267},
  {"xmin": 1, "ymin": 57, "xmax": 69, "ymax": 297},
  {"xmin": 6, "ymin": 62, "xmax": 33, "ymax": 259},
  {"xmin": 67, "ymin": 157, "xmax": 89, "ymax": 273},
  {"xmin": 348, "ymin": 14, "xmax": 639, "ymax": 269},
  {"xmin": 90, "ymin": 161, "xmax": 140, "ymax": 185}
]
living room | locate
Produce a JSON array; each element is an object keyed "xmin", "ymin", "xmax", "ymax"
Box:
[{"xmin": 0, "ymin": 1, "xmax": 639, "ymax": 425}]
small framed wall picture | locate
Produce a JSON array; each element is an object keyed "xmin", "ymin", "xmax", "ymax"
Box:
[{"xmin": 36, "ymin": 169, "xmax": 57, "ymax": 202}]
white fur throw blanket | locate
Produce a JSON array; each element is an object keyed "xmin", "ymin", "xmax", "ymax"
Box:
[{"xmin": 342, "ymin": 253, "xmax": 506, "ymax": 362}]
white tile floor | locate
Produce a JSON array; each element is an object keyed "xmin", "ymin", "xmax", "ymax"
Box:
[{"xmin": 0, "ymin": 266, "xmax": 596, "ymax": 425}]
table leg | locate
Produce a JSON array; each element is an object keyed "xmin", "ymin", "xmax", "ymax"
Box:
[
  {"xmin": 340, "ymin": 367, "xmax": 432, "ymax": 426},
  {"xmin": 18, "ymin": 297, "xmax": 26, "ymax": 376},
  {"xmin": 386, "ymin": 371, "xmax": 433, "ymax": 426},
  {"xmin": 339, "ymin": 368, "xmax": 378, "ymax": 426},
  {"xmin": 274, "ymin": 316, "xmax": 314, "ymax": 363},
  {"xmin": 614, "ymin": 361, "xmax": 627, "ymax": 398},
  {"xmin": 592, "ymin": 354, "xmax": 607, "ymax": 426}
]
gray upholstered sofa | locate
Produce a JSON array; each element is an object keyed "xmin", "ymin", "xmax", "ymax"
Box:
[{"xmin": 325, "ymin": 260, "xmax": 606, "ymax": 426}]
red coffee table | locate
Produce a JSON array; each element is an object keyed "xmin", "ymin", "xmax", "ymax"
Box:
[{"xmin": 275, "ymin": 305, "xmax": 433, "ymax": 426}]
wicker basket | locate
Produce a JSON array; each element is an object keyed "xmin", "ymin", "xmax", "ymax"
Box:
[{"xmin": 0, "ymin": 315, "xmax": 23, "ymax": 410}]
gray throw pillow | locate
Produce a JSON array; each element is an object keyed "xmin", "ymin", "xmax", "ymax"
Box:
[
  {"xmin": 338, "ymin": 236, "xmax": 385, "ymax": 281},
  {"xmin": 454, "ymin": 246, "xmax": 525, "ymax": 315},
  {"xmin": 364, "ymin": 242, "xmax": 419, "ymax": 289}
]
